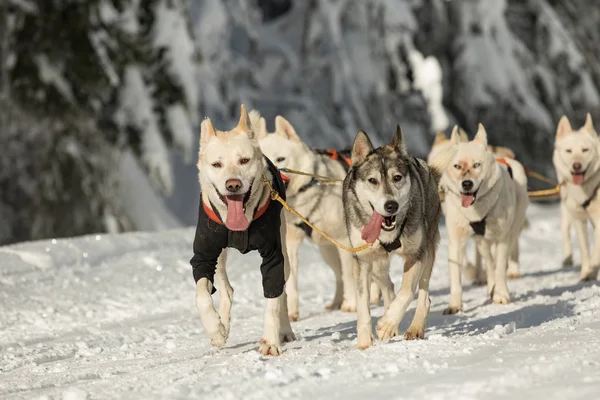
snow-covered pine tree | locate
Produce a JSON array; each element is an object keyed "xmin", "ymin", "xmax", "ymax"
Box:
[{"xmin": 0, "ymin": 0, "xmax": 198, "ymax": 244}]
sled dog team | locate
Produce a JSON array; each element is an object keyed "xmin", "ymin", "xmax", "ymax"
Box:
[{"xmin": 190, "ymin": 105, "xmax": 600, "ymax": 354}]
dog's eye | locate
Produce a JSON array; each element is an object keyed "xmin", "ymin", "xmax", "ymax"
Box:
[
  {"xmin": 473, "ymin": 163, "xmax": 481, "ymax": 168},
  {"xmin": 582, "ymin": 148, "xmax": 589, "ymax": 153},
  {"xmin": 566, "ymin": 149, "xmax": 572, "ymax": 154},
  {"xmin": 211, "ymin": 161, "xmax": 222, "ymax": 168},
  {"xmin": 276, "ymin": 157, "xmax": 286, "ymax": 163},
  {"xmin": 368, "ymin": 178, "xmax": 378, "ymax": 185},
  {"xmin": 239, "ymin": 158, "xmax": 250, "ymax": 165},
  {"xmin": 453, "ymin": 164, "xmax": 461, "ymax": 170},
  {"xmin": 393, "ymin": 174, "xmax": 402, "ymax": 182}
]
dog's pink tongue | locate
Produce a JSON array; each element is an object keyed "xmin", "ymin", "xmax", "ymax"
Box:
[
  {"xmin": 461, "ymin": 194, "xmax": 475, "ymax": 208},
  {"xmin": 225, "ymin": 195, "xmax": 249, "ymax": 231},
  {"xmin": 361, "ymin": 211, "xmax": 384, "ymax": 243},
  {"xmin": 572, "ymin": 173, "xmax": 584, "ymax": 185}
]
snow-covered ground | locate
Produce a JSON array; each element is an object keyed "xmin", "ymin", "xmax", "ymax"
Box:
[{"xmin": 1, "ymin": 203, "xmax": 599, "ymax": 399}]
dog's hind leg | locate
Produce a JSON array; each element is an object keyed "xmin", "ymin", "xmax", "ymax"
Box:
[
  {"xmin": 355, "ymin": 259, "xmax": 374, "ymax": 350},
  {"xmin": 405, "ymin": 249, "xmax": 434, "ymax": 340},
  {"xmin": 214, "ymin": 249, "xmax": 233, "ymax": 335},
  {"xmin": 318, "ymin": 245, "xmax": 344, "ymax": 310},
  {"xmin": 196, "ymin": 277, "xmax": 228, "ymax": 347},
  {"xmin": 561, "ymin": 200, "xmax": 573, "ymax": 267},
  {"xmin": 376, "ymin": 256, "xmax": 422, "ymax": 340},
  {"xmin": 444, "ymin": 236, "xmax": 464, "ymax": 315},
  {"xmin": 284, "ymin": 225, "xmax": 303, "ymax": 321},
  {"xmin": 370, "ymin": 257, "xmax": 395, "ymax": 309},
  {"xmin": 338, "ymin": 249, "xmax": 357, "ymax": 312},
  {"xmin": 370, "ymin": 281, "xmax": 382, "ymax": 305},
  {"xmin": 507, "ymin": 236, "xmax": 521, "ymax": 279}
]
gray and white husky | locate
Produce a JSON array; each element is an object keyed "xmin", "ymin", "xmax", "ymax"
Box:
[{"xmin": 343, "ymin": 126, "xmax": 442, "ymax": 350}]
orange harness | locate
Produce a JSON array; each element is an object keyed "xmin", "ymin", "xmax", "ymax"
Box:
[
  {"xmin": 495, "ymin": 158, "xmax": 513, "ymax": 179},
  {"xmin": 315, "ymin": 149, "xmax": 352, "ymax": 167},
  {"xmin": 204, "ymin": 172, "xmax": 289, "ymax": 225}
]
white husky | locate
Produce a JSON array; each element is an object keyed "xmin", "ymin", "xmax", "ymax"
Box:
[
  {"xmin": 258, "ymin": 116, "xmax": 378, "ymax": 320},
  {"xmin": 432, "ymin": 124, "xmax": 529, "ymax": 313},
  {"xmin": 191, "ymin": 105, "xmax": 295, "ymax": 355},
  {"xmin": 553, "ymin": 113, "xmax": 600, "ymax": 281}
]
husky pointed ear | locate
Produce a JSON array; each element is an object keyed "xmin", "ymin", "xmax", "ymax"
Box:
[
  {"xmin": 200, "ymin": 118, "xmax": 217, "ymax": 148},
  {"xmin": 450, "ymin": 125, "xmax": 462, "ymax": 145},
  {"xmin": 352, "ymin": 130, "xmax": 374, "ymax": 164},
  {"xmin": 458, "ymin": 127, "xmax": 469, "ymax": 143},
  {"xmin": 583, "ymin": 113, "xmax": 596, "ymax": 136},
  {"xmin": 556, "ymin": 115, "xmax": 572, "ymax": 140},
  {"xmin": 392, "ymin": 124, "xmax": 407, "ymax": 154},
  {"xmin": 275, "ymin": 115, "xmax": 300, "ymax": 141},
  {"xmin": 256, "ymin": 117, "xmax": 268, "ymax": 139},
  {"xmin": 237, "ymin": 104, "xmax": 254, "ymax": 138},
  {"xmin": 473, "ymin": 123, "xmax": 488, "ymax": 147},
  {"xmin": 433, "ymin": 131, "xmax": 448, "ymax": 145}
]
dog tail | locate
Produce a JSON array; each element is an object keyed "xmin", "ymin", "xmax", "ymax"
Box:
[{"xmin": 248, "ymin": 109, "xmax": 267, "ymax": 139}]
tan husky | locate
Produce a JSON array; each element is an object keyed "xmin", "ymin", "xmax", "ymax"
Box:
[
  {"xmin": 431, "ymin": 124, "xmax": 529, "ymax": 314},
  {"xmin": 191, "ymin": 105, "xmax": 295, "ymax": 355},
  {"xmin": 552, "ymin": 113, "xmax": 600, "ymax": 281}
]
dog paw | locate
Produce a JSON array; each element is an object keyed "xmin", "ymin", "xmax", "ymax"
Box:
[
  {"xmin": 209, "ymin": 324, "xmax": 228, "ymax": 347},
  {"xmin": 580, "ymin": 271, "xmax": 597, "ymax": 282},
  {"xmin": 288, "ymin": 311, "xmax": 299, "ymax": 322},
  {"xmin": 404, "ymin": 326, "xmax": 425, "ymax": 340},
  {"xmin": 356, "ymin": 334, "xmax": 375, "ymax": 350},
  {"xmin": 562, "ymin": 255, "xmax": 573, "ymax": 267},
  {"xmin": 325, "ymin": 301, "xmax": 342, "ymax": 311},
  {"xmin": 341, "ymin": 300, "xmax": 357, "ymax": 313},
  {"xmin": 443, "ymin": 306, "xmax": 462, "ymax": 315},
  {"xmin": 472, "ymin": 276, "xmax": 487, "ymax": 286},
  {"xmin": 258, "ymin": 338, "xmax": 282, "ymax": 356},
  {"xmin": 280, "ymin": 330, "xmax": 296, "ymax": 343},
  {"xmin": 376, "ymin": 316, "xmax": 399, "ymax": 340},
  {"xmin": 506, "ymin": 272, "xmax": 521, "ymax": 280},
  {"xmin": 492, "ymin": 291, "xmax": 510, "ymax": 305}
]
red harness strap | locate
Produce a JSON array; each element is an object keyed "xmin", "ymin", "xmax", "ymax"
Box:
[
  {"xmin": 317, "ymin": 149, "xmax": 353, "ymax": 167},
  {"xmin": 495, "ymin": 158, "xmax": 513, "ymax": 179}
]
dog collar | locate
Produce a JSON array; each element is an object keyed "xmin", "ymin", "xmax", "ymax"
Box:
[
  {"xmin": 203, "ymin": 198, "xmax": 271, "ymax": 226},
  {"xmin": 381, "ymin": 217, "xmax": 408, "ymax": 253},
  {"xmin": 582, "ymin": 181, "xmax": 600, "ymax": 209}
]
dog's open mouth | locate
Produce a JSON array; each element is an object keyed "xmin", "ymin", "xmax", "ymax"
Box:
[
  {"xmin": 460, "ymin": 190, "xmax": 478, "ymax": 208},
  {"xmin": 216, "ymin": 184, "xmax": 253, "ymax": 231},
  {"xmin": 361, "ymin": 205, "xmax": 398, "ymax": 243},
  {"xmin": 382, "ymin": 215, "xmax": 397, "ymax": 231},
  {"xmin": 571, "ymin": 172, "xmax": 585, "ymax": 185}
]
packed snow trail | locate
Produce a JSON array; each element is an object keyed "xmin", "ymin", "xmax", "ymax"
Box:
[{"xmin": 1, "ymin": 204, "xmax": 599, "ymax": 399}]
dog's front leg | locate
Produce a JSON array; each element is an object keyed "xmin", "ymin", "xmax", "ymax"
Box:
[
  {"xmin": 284, "ymin": 225, "xmax": 303, "ymax": 321},
  {"xmin": 491, "ymin": 240, "xmax": 510, "ymax": 304},
  {"xmin": 377, "ymin": 256, "xmax": 421, "ymax": 340},
  {"xmin": 196, "ymin": 278, "xmax": 228, "ymax": 347},
  {"xmin": 259, "ymin": 296, "xmax": 283, "ymax": 356},
  {"xmin": 573, "ymin": 218, "xmax": 592, "ymax": 280},
  {"xmin": 355, "ymin": 259, "xmax": 374, "ymax": 350},
  {"xmin": 475, "ymin": 238, "xmax": 495, "ymax": 299},
  {"xmin": 279, "ymin": 216, "xmax": 296, "ymax": 342},
  {"xmin": 560, "ymin": 200, "xmax": 573, "ymax": 267},
  {"xmin": 444, "ymin": 236, "xmax": 464, "ymax": 314},
  {"xmin": 586, "ymin": 217, "xmax": 600, "ymax": 281},
  {"xmin": 214, "ymin": 250, "xmax": 233, "ymax": 335},
  {"xmin": 507, "ymin": 236, "xmax": 521, "ymax": 279},
  {"xmin": 339, "ymin": 249, "xmax": 357, "ymax": 312}
]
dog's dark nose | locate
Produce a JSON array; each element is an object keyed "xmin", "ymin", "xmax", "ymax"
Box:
[
  {"xmin": 226, "ymin": 179, "xmax": 242, "ymax": 193},
  {"xmin": 573, "ymin": 162, "xmax": 582, "ymax": 172},
  {"xmin": 384, "ymin": 200, "xmax": 399, "ymax": 214},
  {"xmin": 462, "ymin": 180, "xmax": 474, "ymax": 192}
]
